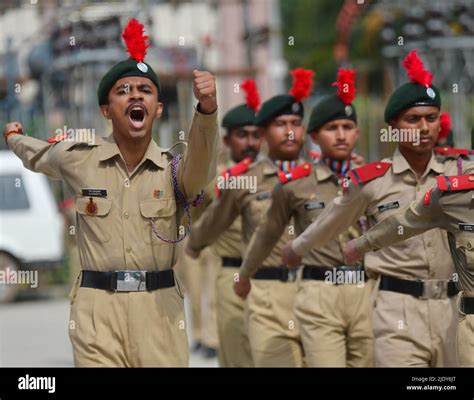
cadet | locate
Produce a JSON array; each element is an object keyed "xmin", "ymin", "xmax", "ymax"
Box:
[
  {"xmin": 283, "ymin": 50, "xmax": 474, "ymax": 367},
  {"xmin": 186, "ymin": 69, "xmax": 314, "ymax": 367},
  {"xmin": 236, "ymin": 69, "xmax": 373, "ymax": 367},
  {"xmin": 3, "ymin": 19, "xmax": 218, "ymax": 367},
  {"xmin": 344, "ymin": 173, "xmax": 474, "ymax": 366},
  {"xmin": 189, "ymin": 79, "xmax": 263, "ymax": 366},
  {"xmin": 213, "ymin": 79, "xmax": 262, "ymax": 366}
]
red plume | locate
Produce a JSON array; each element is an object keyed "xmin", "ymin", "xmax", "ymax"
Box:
[
  {"xmin": 289, "ymin": 68, "xmax": 314, "ymax": 102},
  {"xmin": 439, "ymin": 112, "xmax": 452, "ymax": 140},
  {"xmin": 332, "ymin": 68, "xmax": 356, "ymax": 105},
  {"xmin": 402, "ymin": 49, "xmax": 433, "ymax": 87},
  {"xmin": 122, "ymin": 19, "xmax": 150, "ymax": 62},
  {"xmin": 241, "ymin": 79, "xmax": 260, "ymax": 112}
]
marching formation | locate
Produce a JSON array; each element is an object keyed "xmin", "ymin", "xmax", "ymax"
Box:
[{"xmin": 3, "ymin": 19, "xmax": 473, "ymax": 368}]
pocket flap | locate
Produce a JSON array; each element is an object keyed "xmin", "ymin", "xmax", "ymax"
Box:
[
  {"xmin": 76, "ymin": 197, "xmax": 112, "ymax": 216},
  {"xmin": 140, "ymin": 198, "xmax": 176, "ymax": 218}
]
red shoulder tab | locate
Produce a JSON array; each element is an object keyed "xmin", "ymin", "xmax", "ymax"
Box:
[
  {"xmin": 434, "ymin": 147, "xmax": 473, "ymax": 156},
  {"xmin": 214, "ymin": 157, "xmax": 252, "ymax": 197},
  {"xmin": 222, "ymin": 157, "xmax": 252, "ymax": 178},
  {"xmin": 278, "ymin": 163, "xmax": 312, "ymax": 184},
  {"xmin": 423, "ymin": 188, "xmax": 433, "ymax": 206},
  {"xmin": 436, "ymin": 174, "xmax": 474, "ymax": 192},
  {"xmin": 307, "ymin": 150, "xmax": 321, "ymax": 159},
  {"xmin": 347, "ymin": 162, "xmax": 391, "ymax": 186},
  {"xmin": 47, "ymin": 133, "xmax": 70, "ymax": 143}
]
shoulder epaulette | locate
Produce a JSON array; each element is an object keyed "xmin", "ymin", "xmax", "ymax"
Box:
[
  {"xmin": 214, "ymin": 157, "xmax": 252, "ymax": 197},
  {"xmin": 220, "ymin": 157, "xmax": 252, "ymax": 179},
  {"xmin": 436, "ymin": 174, "xmax": 474, "ymax": 192},
  {"xmin": 347, "ymin": 161, "xmax": 391, "ymax": 186},
  {"xmin": 47, "ymin": 133, "xmax": 71, "ymax": 143},
  {"xmin": 434, "ymin": 147, "xmax": 473, "ymax": 157},
  {"xmin": 278, "ymin": 163, "xmax": 312, "ymax": 184}
]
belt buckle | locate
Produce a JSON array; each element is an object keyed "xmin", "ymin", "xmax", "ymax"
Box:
[
  {"xmin": 281, "ymin": 268, "xmax": 297, "ymax": 282},
  {"xmin": 420, "ymin": 279, "xmax": 448, "ymax": 300},
  {"xmin": 115, "ymin": 270, "xmax": 147, "ymax": 292}
]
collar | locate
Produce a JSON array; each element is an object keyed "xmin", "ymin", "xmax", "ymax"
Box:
[
  {"xmin": 314, "ymin": 160, "xmax": 335, "ymax": 182},
  {"xmin": 99, "ymin": 134, "xmax": 168, "ymax": 169},
  {"xmin": 392, "ymin": 147, "xmax": 444, "ymax": 176},
  {"xmin": 321, "ymin": 156, "xmax": 353, "ymax": 178}
]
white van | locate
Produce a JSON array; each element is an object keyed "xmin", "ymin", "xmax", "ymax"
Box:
[{"xmin": 0, "ymin": 150, "xmax": 64, "ymax": 303}]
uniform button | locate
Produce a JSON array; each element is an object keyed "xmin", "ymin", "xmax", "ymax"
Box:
[
  {"xmin": 426, "ymin": 241, "xmax": 431, "ymax": 247},
  {"xmin": 429, "ymin": 270, "xmax": 435, "ymax": 277},
  {"xmin": 126, "ymin": 247, "xmax": 132, "ymax": 253},
  {"xmin": 123, "ymin": 212, "xmax": 129, "ymax": 219}
]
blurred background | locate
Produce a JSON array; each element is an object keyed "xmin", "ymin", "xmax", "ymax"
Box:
[{"xmin": 0, "ymin": 0, "xmax": 473, "ymax": 367}]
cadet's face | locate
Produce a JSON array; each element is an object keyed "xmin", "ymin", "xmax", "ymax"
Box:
[
  {"xmin": 311, "ymin": 119, "xmax": 359, "ymax": 160},
  {"xmin": 264, "ymin": 115, "xmax": 305, "ymax": 160},
  {"xmin": 224, "ymin": 126, "xmax": 263, "ymax": 162},
  {"xmin": 100, "ymin": 77, "xmax": 163, "ymax": 140},
  {"xmin": 392, "ymin": 106, "xmax": 440, "ymax": 154}
]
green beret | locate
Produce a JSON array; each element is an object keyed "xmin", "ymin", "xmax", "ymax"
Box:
[
  {"xmin": 222, "ymin": 104, "xmax": 256, "ymax": 129},
  {"xmin": 255, "ymin": 94, "xmax": 304, "ymax": 126},
  {"xmin": 384, "ymin": 82, "xmax": 440, "ymax": 123},
  {"xmin": 97, "ymin": 59, "xmax": 161, "ymax": 106},
  {"xmin": 307, "ymin": 94, "xmax": 357, "ymax": 133}
]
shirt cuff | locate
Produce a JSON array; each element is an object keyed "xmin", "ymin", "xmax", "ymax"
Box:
[
  {"xmin": 354, "ymin": 235, "xmax": 375, "ymax": 255},
  {"xmin": 6, "ymin": 133, "xmax": 22, "ymax": 148},
  {"xmin": 291, "ymin": 238, "xmax": 308, "ymax": 257}
]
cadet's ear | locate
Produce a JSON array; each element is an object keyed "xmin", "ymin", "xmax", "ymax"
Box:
[
  {"xmin": 100, "ymin": 105, "xmax": 111, "ymax": 120},
  {"xmin": 155, "ymin": 102, "xmax": 164, "ymax": 119}
]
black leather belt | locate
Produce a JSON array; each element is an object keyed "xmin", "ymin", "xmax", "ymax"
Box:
[
  {"xmin": 222, "ymin": 257, "xmax": 242, "ymax": 268},
  {"xmin": 302, "ymin": 265, "xmax": 367, "ymax": 284},
  {"xmin": 461, "ymin": 296, "xmax": 474, "ymax": 314},
  {"xmin": 81, "ymin": 270, "xmax": 175, "ymax": 292},
  {"xmin": 379, "ymin": 275, "xmax": 458, "ymax": 300},
  {"xmin": 253, "ymin": 266, "xmax": 297, "ymax": 282}
]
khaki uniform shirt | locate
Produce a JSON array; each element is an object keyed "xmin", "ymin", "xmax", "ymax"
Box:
[
  {"xmin": 188, "ymin": 157, "xmax": 293, "ymax": 268},
  {"xmin": 292, "ymin": 148, "xmax": 474, "ymax": 280},
  {"xmin": 7, "ymin": 109, "xmax": 218, "ymax": 272},
  {"xmin": 196, "ymin": 161, "xmax": 243, "ymax": 259},
  {"xmin": 355, "ymin": 183, "xmax": 474, "ymax": 292},
  {"xmin": 241, "ymin": 161, "xmax": 365, "ymax": 277}
]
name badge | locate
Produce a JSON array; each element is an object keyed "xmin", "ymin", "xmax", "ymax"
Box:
[
  {"xmin": 377, "ymin": 201, "xmax": 400, "ymax": 212},
  {"xmin": 256, "ymin": 192, "xmax": 272, "ymax": 201},
  {"xmin": 459, "ymin": 223, "xmax": 474, "ymax": 232},
  {"xmin": 82, "ymin": 188, "xmax": 108, "ymax": 198},
  {"xmin": 304, "ymin": 201, "xmax": 325, "ymax": 210}
]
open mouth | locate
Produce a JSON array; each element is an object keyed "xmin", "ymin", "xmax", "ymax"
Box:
[{"xmin": 127, "ymin": 104, "xmax": 147, "ymax": 130}]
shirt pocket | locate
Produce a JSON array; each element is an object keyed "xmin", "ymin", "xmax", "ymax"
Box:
[
  {"xmin": 139, "ymin": 198, "xmax": 177, "ymax": 245},
  {"xmin": 75, "ymin": 197, "xmax": 112, "ymax": 243}
]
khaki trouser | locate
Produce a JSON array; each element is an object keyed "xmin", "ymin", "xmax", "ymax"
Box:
[
  {"xmin": 174, "ymin": 241, "xmax": 219, "ymax": 348},
  {"xmin": 457, "ymin": 292, "xmax": 474, "ymax": 367},
  {"xmin": 246, "ymin": 279, "xmax": 304, "ymax": 367},
  {"xmin": 215, "ymin": 265, "xmax": 253, "ymax": 367},
  {"xmin": 294, "ymin": 279, "xmax": 374, "ymax": 367},
  {"xmin": 68, "ymin": 272, "xmax": 188, "ymax": 367},
  {"xmin": 373, "ymin": 288, "xmax": 458, "ymax": 367}
]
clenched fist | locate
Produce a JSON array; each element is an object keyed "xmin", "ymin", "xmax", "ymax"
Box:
[
  {"xmin": 192, "ymin": 70, "xmax": 217, "ymax": 115},
  {"xmin": 4, "ymin": 121, "xmax": 24, "ymax": 139}
]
